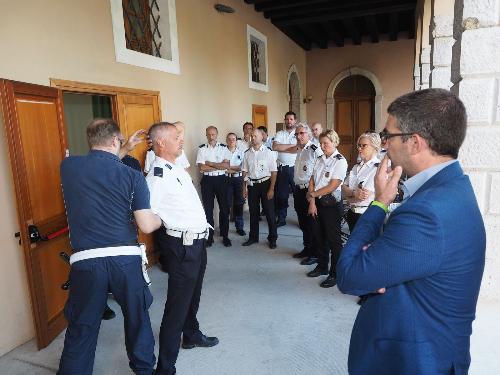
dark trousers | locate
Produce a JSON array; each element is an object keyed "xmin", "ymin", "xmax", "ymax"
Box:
[
  {"xmin": 248, "ymin": 179, "xmax": 277, "ymax": 242},
  {"xmin": 201, "ymin": 175, "xmax": 229, "ymax": 240},
  {"xmin": 346, "ymin": 209, "xmax": 362, "ymax": 233},
  {"xmin": 155, "ymin": 231, "xmax": 207, "ymax": 375},
  {"xmin": 226, "ymin": 175, "xmax": 244, "ymax": 231},
  {"xmin": 312, "ymin": 200, "xmax": 343, "ymax": 276},
  {"xmin": 293, "ymin": 187, "xmax": 315, "ymax": 256},
  {"xmin": 58, "ymin": 256, "xmax": 155, "ymax": 375},
  {"xmin": 275, "ymin": 165, "xmax": 295, "ymax": 222}
]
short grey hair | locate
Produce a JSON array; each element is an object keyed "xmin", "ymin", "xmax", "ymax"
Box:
[
  {"xmin": 148, "ymin": 122, "xmax": 175, "ymax": 143},
  {"xmin": 358, "ymin": 132, "xmax": 381, "ymax": 152},
  {"xmin": 387, "ymin": 88, "xmax": 467, "ymax": 159},
  {"xmin": 295, "ymin": 122, "xmax": 312, "ymax": 137},
  {"xmin": 86, "ymin": 118, "xmax": 120, "ymax": 148}
]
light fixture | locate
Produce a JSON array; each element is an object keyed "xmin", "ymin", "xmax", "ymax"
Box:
[
  {"xmin": 214, "ymin": 4, "xmax": 235, "ymax": 13},
  {"xmin": 303, "ymin": 95, "xmax": 313, "ymax": 104}
]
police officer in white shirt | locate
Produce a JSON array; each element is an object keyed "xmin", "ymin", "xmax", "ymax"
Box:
[
  {"xmin": 236, "ymin": 122, "xmax": 254, "ymax": 152},
  {"xmin": 272, "ymin": 111, "xmax": 298, "ymax": 226},
  {"xmin": 196, "ymin": 126, "xmax": 232, "ymax": 247},
  {"xmin": 306, "ymin": 129, "xmax": 348, "ymax": 288},
  {"xmin": 242, "ymin": 128, "xmax": 278, "ymax": 249},
  {"xmin": 288, "ymin": 123, "xmax": 323, "ymax": 264},
  {"xmin": 146, "ymin": 122, "xmax": 218, "ymax": 375},
  {"xmin": 311, "ymin": 122, "xmax": 323, "ymax": 146},
  {"xmin": 342, "ymin": 132, "xmax": 381, "ymax": 232},
  {"xmin": 226, "ymin": 132, "xmax": 246, "ymax": 236}
]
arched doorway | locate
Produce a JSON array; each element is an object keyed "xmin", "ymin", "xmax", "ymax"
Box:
[
  {"xmin": 334, "ymin": 75, "xmax": 375, "ymax": 165},
  {"xmin": 287, "ymin": 67, "xmax": 301, "ymax": 120}
]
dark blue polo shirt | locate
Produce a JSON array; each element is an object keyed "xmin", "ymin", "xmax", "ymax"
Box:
[{"xmin": 60, "ymin": 150, "xmax": 150, "ymax": 251}]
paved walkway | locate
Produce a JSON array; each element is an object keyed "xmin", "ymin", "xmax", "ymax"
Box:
[{"xmin": 0, "ymin": 208, "xmax": 498, "ymax": 374}]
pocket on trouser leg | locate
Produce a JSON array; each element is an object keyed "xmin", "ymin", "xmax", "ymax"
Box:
[{"xmin": 143, "ymin": 286, "xmax": 153, "ymax": 311}]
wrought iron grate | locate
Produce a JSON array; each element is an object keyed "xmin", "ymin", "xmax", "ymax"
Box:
[{"xmin": 122, "ymin": 0, "xmax": 162, "ymax": 58}]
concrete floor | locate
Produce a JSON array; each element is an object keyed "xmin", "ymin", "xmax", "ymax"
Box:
[{"xmin": 0, "ymin": 207, "xmax": 499, "ymax": 374}]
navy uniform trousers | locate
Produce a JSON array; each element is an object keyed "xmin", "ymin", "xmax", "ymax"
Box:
[
  {"xmin": 57, "ymin": 256, "xmax": 155, "ymax": 375},
  {"xmin": 275, "ymin": 165, "xmax": 295, "ymax": 222},
  {"xmin": 155, "ymin": 231, "xmax": 207, "ymax": 375},
  {"xmin": 293, "ymin": 187, "xmax": 316, "ymax": 257},
  {"xmin": 311, "ymin": 199, "xmax": 343, "ymax": 277},
  {"xmin": 248, "ymin": 179, "xmax": 278, "ymax": 242},
  {"xmin": 200, "ymin": 175, "xmax": 229, "ymax": 240},
  {"xmin": 226, "ymin": 175, "xmax": 244, "ymax": 231}
]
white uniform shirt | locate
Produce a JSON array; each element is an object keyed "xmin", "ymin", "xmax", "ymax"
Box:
[
  {"xmin": 346, "ymin": 156, "xmax": 380, "ymax": 210},
  {"xmin": 264, "ymin": 136, "xmax": 274, "ymax": 149},
  {"xmin": 242, "ymin": 145, "xmax": 278, "ymax": 180},
  {"xmin": 236, "ymin": 139, "xmax": 251, "ymax": 152},
  {"xmin": 294, "ymin": 141, "xmax": 323, "ymax": 186},
  {"xmin": 311, "ymin": 137, "xmax": 320, "ymax": 147},
  {"xmin": 144, "ymin": 149, "xmax": 189, "ymax": 173},
  {"xmin": 312, "ymin": 150, "xmax": 348, "ymax": 201},
  {"xmin": 147, "ymin": 157, "xmax": 209, "ymax": 232},
  {"xmin": 273, "ymin": 129, "xmax": 297, "ymax": 167},
  {"xmin": 196, "ymin": 142, "xmax": 231, "ymax": 175},
  {"xmin": 228, "ymin": 147, "xmax": 245, "ymax": 170}
]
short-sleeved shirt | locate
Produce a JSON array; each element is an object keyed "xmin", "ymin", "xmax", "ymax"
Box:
[
  {"xmin": 312, "ymin": 150, "xmax": 348, "ymax": 201},
  {"xmin": 242, "ymin": 145, "xmax": 278, "ymax": 180},
  {"xmin": 294, "ymin": 141, "xmax": 323, "ymax": 185},
  {"xmin": 228, "ymin": 147, "xmax": 245, "ymax": 170},
  {"xmin": 273, "ymin": 129, "xmax": 297, "ymax": 167},
  {"xmin": 346, "ymin": 156, "xmax": 380, "ymax": 208},
  {"xmin": 60, "ymin": 150, "xmax": 150, "ymax": 251},
  {"xmin": 145, "ymin": 149, "xmax": 189, "ymax": 173},
  {"xmin": 146, "ymin": 156, "xmax": 210, "ymax": 232},
  {"xmin": 236, "ymin": 139, "xmax": 251, "ymax": 152},
  {"xmin": 196, "ymin": 142, "xmax": 231, "ymax": 175}
]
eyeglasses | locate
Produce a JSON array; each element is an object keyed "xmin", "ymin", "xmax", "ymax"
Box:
[
  {"xmin": 379, "ymin": 129, "xmax": 414, "ymax": 142},
  {"xmin": 357, "ymin": 143, "xmax": 370, "ymax": 149}
]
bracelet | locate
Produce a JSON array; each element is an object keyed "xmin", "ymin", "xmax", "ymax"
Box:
[{"xmin": 371, "ymin": 200, "xmax": 389, "ymax": 213}]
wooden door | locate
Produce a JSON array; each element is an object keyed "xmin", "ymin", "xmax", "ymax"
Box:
[
  {"xmin": 0, "ymin": 80, "xmax": 70, "ymax": 349},
  {"xmin": 117, "ymin": 93, "xmax": 161, "ymax": 263},
  {"xmin": 252, "ymin": 104, "xmax": 268, "ymax": 127}
]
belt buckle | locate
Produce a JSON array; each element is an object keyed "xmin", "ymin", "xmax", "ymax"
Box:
[{"xmin": 183, "ymin": 230, "xmax": 194, "ymax": 246}]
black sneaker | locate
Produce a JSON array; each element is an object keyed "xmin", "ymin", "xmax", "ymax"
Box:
[
  {"xmin": 307, "ymin": 266, "xmax": 328, "ymax": 277},
  {"xmin": 236, "ymin": 229, "xmax": 246, "ymax": 236},
  {"xmin": 223, "ymin": 237, "xmax": 232, "ymax": 247}
]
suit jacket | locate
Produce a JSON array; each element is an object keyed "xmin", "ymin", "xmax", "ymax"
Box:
[{"xmin": 337, "ymin": 162, "xmax": 485, "ymax": 375}]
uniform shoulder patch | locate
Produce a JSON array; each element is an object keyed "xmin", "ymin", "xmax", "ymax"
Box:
[
  {"xmin": 311, "ymin": 144, "xmax": 318, "ymax": 150},
  {"xmin": 198, "ymin": 144, "xmax": 206, "ymax": 148},
  {"xmin": 335, "ymin": 154, "xmax": 344, "ymax": 160},
  {"xmin": 154, "ymin": 167, "xmax": 163, "ymax": 178}
]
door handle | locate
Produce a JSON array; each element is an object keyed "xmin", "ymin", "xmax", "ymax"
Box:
[
  {"xmin": 28, "ymin": 225, "xmax": 69, "ymax": 244},
  {"xmin": 14, "ymin": 232, "xmax": 21, "ymax": 245}
]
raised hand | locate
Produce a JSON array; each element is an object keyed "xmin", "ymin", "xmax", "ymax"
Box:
[{"xmin": 374, "ymin": 155, "xmax": 402, "ymax": 206}]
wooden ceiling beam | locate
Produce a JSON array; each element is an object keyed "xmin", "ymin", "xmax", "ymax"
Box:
[
  {"xmin": 277, "ymin": 25, "xmax": 312, "ymax": 50},
  {"xmin": 342, "ymin": 18, "xmax": 362, "ymax": 45},
  {"xmin": 389, "ymin": 12, "xmax": 399, "ymax": 41},
  {"xmin": 297, "ymin": 24, "xmax": 328, "ymax": 49},
  {"xmin": 274, "ymin": 3, "xmax": 415, "ymax": 27},
  {"xmin": 320, "ymin": 21, "xmax": 344, "ymax": 47},
  {"xmin": 364, "ymin": 15, "xmax": 379, "ymax": 43}
]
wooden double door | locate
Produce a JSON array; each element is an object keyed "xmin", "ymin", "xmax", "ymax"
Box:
[{"xmin": 0, "ymin": 79, "xmax": 161, "ymax": 349}]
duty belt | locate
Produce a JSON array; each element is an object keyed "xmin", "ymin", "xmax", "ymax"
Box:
[
  {"xmin": 295, "ymin": 183, "xmax": 308, "ymax": 189},
  {"xmin": 226, "ymin": 172, "xmax": 242, "ymax": 178},
  {"xmin": 248, "ymin": 176, "xmax": 270, "ymax": 186},
  {"xmin": 203, "ymin": 172, "xmax": 226, "ymax": 176},
  {"xmin": 165, "ymin": 228, "xmax": 209, "ymax": 246},
  {"xmin": 70, "ymin": 244, "xmax": 150, "ymax": 285}
]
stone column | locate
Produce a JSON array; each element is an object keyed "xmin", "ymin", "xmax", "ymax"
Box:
[
  {"xmin": 430, "ymin": 4, "xmax": 455, "ymax": 89},
  {"xmin": 456, "ymin": 0, "xmax": 500, "ymax": 301}
]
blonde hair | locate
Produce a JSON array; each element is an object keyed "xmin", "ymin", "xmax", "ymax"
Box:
[
  {"xmin": 318, "ymin": 129, "xmax": 340, "ymax": 147},
  {"xmin": 358, "ymin": 131, "xmax": 381, "ymax": 152}
]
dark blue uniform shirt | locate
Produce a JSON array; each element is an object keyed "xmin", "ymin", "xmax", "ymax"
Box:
[{"xmin": 60, "ymin": 150, "xmax": 150, "ymax": 251}]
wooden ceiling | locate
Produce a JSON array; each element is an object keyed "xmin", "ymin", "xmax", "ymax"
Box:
[{"xmin": 243, "ymin": 0, "xmax": 417, "ymax": 50}]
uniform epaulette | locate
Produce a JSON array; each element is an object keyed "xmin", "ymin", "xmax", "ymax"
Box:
[
  {"xmin": 154, "ymin": 167, "xmax": 163, "ymax": 178},
  {"xmin": 165, "ymin": 163, "xmax": 172, "ymax": 170},
  {"xmin": 267, "ymin": 146, "xmax": 273, "ymax": 151},
  {"xmin": 220, "ymin": 143, "xmax": 227, "ymax": 147},
  {"xmin": 244, "ymin": 147, "xmax": 251, "ymax": 153},
  {"xmin": 237, "ymin": 137, "xmax": 242, "ymax": 140},
  {"xmin": 335, "ymin": 154, "xmax": 344, "ymax": 160},
  {"xmin": 199, "ymin": 144, "xmax": 206, "ymax": 148},
  {"xmin": 311, "ymin": 144, "xmax": 318, "ymax": 151},
  {"xmin": 374, "ymin": 163, "xmax": 380, "ymax": 167}
]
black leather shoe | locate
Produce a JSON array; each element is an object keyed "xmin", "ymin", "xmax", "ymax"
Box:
[
  {"xmin": 300, "ymin": 256, "xmax": 318, "ymax": 265},
  {"xmin": 182, "ymin": 334, "xmax": 219, "ymax": 349},
  {"xmin": 307, "ymin": 266, "xmax": 328, "ymax": 277},
  {"xmin": 223, "ymin": 237, "xmax": 232, "ymax": 247},
  {"xmin": 206, "ymin": 238, "xmax": 213, "ymax": 247},
  {"xmin": 242, "ymin": 239, "xmax": 258, "ymax": 246},
  {"xmin": 268, "ymin": 241, "xmax": 277, "ymax": 249},
  {"xmin": 236, "ymin": 229, "xmax": 246, "ymax": 236},
  {"xmin": 292, "ymin": 249, "xmax": 308, "ymax": 259},
  {"xmin": 276, "ymin": 220, "xmax": 286, "ymax": 227},
  {"xmin": 102, "ymin": 305, "xmax": 116, "ymax": 320},
  {"xmin": 320, "ymin": 275, "xmax": 337, "ymax": 288}
]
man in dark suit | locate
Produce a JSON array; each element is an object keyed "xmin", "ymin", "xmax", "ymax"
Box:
[{"xmin": 337, "ymin": 88, "xmax": 486, "ymax": 375}]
